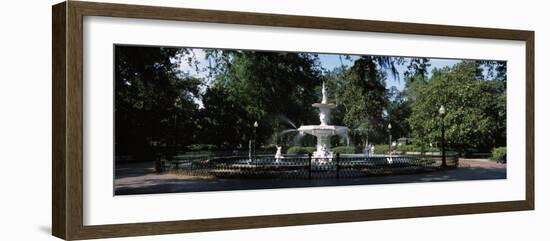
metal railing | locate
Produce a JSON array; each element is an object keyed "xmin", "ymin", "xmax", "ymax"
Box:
[{"xmin": 158, "ymin": 153, "xmax": 459, "ymax": 179}]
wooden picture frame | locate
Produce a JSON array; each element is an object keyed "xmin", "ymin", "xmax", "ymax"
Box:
[{"xmin": 52, "ymin": 1, "xmax": 534, "ymax": 240}]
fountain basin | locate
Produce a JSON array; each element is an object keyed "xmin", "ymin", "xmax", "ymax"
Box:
[{"xmin": 298, "ymin": 125, "xmax": 349, "ymax": 159}]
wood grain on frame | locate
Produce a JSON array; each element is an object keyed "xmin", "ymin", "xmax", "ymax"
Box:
[
  {"xmin": 52, "ymin": 1, "xmax": 535, "ymax": 240},
  {"xmin": 52, "ymin": 2, "xmax": 67, "ymax": 239}
]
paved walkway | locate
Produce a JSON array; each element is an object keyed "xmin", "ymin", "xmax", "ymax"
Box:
[{"xmin": 114, "ymin": 159, "xmax": 506, "ymax": 195}]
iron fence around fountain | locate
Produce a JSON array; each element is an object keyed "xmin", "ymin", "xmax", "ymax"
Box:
[{"xmin": 158, "ymin": 153, "xmax": 459, "ymax": 179}]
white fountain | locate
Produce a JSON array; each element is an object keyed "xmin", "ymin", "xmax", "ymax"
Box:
[{"xmin": 298, "ymin": 82, "xmax": 349, "ymax": 160}]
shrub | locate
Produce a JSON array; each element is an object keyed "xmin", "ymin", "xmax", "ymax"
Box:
[
  {"xmin": 186, "ymin": 144, "xmax": 217, "ymax": 152},
  {"xmin": 259, "ymin": 145, "xmax": 277, "ymax": 153},
  {"xmin": 286, "ymin": 146, "xmax": 316, "ymax": 154},
  {"xmin": 397, "ymin": 145, "xmax": 439, "ymax": 153},
  {"xmin": 397, "ymin": 145, "xmax": 414, "ymax": 153},
  {"xmin": 332, "ymin": 146, "xmax": 356, "ymax": 154},
  {"xmin": 373, "ymin": 144, "xmax": 390, "ymax": 154},
  {"xmin": 373, "ymin": 144, "xmax": 439, "ymax": 154},
  {"xmin": 490, "ymin": 147, "xmax": 506, "ymax": 161}
]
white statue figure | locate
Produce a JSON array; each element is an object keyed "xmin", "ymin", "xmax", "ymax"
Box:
[
  {"xmin": 274, "ymin": 145, "xmax": 284, "ymax": 160},
  {"xmin": 386, "ymin": 156, "xmax": 393, "ymax": 164},
  {"xmin": 370, "ymin": 145, "xmax": 375, "ymax": 155}
]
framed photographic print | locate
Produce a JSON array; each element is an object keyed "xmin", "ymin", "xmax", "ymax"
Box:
[{"xmin": 52, "ymin": 1, "xmax": 534, "ymax": 240}]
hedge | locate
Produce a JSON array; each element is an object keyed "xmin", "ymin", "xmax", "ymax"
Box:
[
  {"xmin": 186, "ymin": 144, "xmax": 217, "ymax": 151},
  {"xmin": 332, "ymin": 146, "xmax": 356, "ymax": 154},
  {"xmin": 490, "ymin": 147, "xmax": 506, "ymax": 161},
  {"xmin": 286, "ymin": 146, "xmax": 317, "ymax": 154},
  {"xmin": 373, "ymin": 144, "xmax": 439, "ymax": 154}
]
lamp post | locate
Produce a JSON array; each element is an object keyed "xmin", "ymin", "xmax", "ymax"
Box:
[
  {"xmin": 253, "ymin": 121, "xmax": 258, "ymax": 159},
  {"xmin": 388, "ymin": 123, "xmax": 392, "ymax": 156},
  {"xmin": 439, "ymin": 105, "xmax": 447, "ymax": 167}
]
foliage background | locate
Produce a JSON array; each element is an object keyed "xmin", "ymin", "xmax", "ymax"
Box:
[{"xmin": 115, "ymin": 46, "xmax": 506, "ymax": 158}]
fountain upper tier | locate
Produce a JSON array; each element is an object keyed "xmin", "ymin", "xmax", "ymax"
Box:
[{"xmin": 311, "ymin": 103, "xmax": 336, "ymax": 126}]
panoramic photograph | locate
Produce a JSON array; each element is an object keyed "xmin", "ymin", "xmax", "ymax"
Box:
[{"xmin": 114, "ymin": 45, "xmax": 507, "ymax": 195}]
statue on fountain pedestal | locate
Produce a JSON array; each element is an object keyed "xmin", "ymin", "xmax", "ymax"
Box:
[{"xmin": 320, "ymin": 144, "xmax": 331, "ymax": 159}]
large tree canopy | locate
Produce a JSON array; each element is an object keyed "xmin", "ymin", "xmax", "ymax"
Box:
[
  {"xmin": 115, "ymin": 46, "xmax": 201, "ymax": 157},
  {"xmin": 407, "ymin": 61, "xmax": 506, "ymax": 153},
  {"xmin": 202, "ymin": 50, "xmax": 322, "ymax": 148},
  {"xmin": 335, "ymin": 56, "xmax": 403, "ymax": 145}
]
